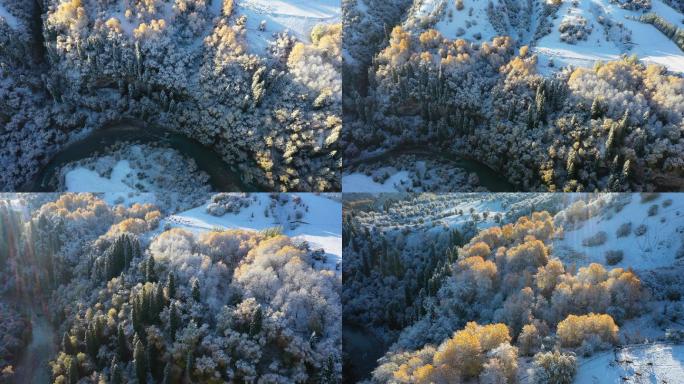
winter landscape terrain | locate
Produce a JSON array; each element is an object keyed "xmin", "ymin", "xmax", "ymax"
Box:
[
  {"xmin": 0, "ymin": 192, "xmax": 341, "ymax": 383},
  {"xmin": 0, "ymin": 0, "xmax": 341, "ymax": 192},
  {"xmin": 343, "ymin": 192, "xmax": 684, "ymax": 383},
  {"xmin": 343, "ymin": 0, "xmax": 684, "ymax": 192}
]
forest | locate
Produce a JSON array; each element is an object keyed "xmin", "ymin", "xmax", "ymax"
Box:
[
  {"xmin": 0, "ymin": 192, "xmax": 341, "ymax": 383},
  {"xmin": 343, "ymin": 192, "xmax": 684, "ymax": 383},
  {"xmin": 342, "ymin": 0, "xmax": 684, "ymax": 192},
  {"xmin": 0, "ymin": 0, "xmax": 341, "ymax": 192}
]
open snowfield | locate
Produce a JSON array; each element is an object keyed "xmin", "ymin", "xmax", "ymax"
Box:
[
  {"xmin": 554, "ymin": 193, "xmax": 684, "ymax": 270},
  {"xmin": 535, "ymin": 0, "xmax": 684, "ymax": 74},
  {"xmin": 162, "ymin": 193, "xmax": 342, "ymax": 272},
  {"xmin": 342, "ymin": 171, "xmax": 412, "ymax": 193},
  {"xmin": 575, "ymin": 344, "xmax": 684, "ymax": 383},
  {"xmin": 237, "ymin": 0, "xmax": 341, "ymax": 54}
]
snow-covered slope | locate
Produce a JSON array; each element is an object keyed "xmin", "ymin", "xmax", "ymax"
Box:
[
  {"xmin": 553, "ymin": 193, "xmax": 684, "ymax": 270},
  {"xmin": 162, "ymin": 193, "xmax": 342, "ymax": 272},
  {"xmin": 535, "ymin": 0, "xmax": 684, "ymax": 74},
  {"xmin": 574, "ymin": 344, "xmax": 684, "ymax": 383},
  {"xmin": 401, "ymin": 0, "xmax": 684, "ymax": 74},
  {"xmin": 237, "ymin": 0, "xmax": 341, "ymax": 54}
]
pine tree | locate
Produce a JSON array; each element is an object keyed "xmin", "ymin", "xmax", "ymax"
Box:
[
  {"xmin": 67, "ymin": 356, "xmax": 79, "ymax": 384},
  {"xmin": 191, "ymin": 279, "xmax": 201, "ymax": 302},
  {"xmin": 169, "ymin": 303, "xmax": 180, "ymax": 339},
  {"xmin": 249, "ymin": 307, "xmax": 263, "ymax": 336},
  {"xmin": 117, "ymin": 323, "xmax": 129, "ymax": 361},
  {"xmin": 167, "ymin": 272, "xmax": 176, "ymax": 301},
  {"xmin": 591, "ymin": 97, "xmax": 602, "ymax": 119},
  {"xmin": 185, "ymin": 351, "xmax": 193, "ymax": 382},
  {"xmin": 527, "ymin": 104, "xmax": 535, "ymax": 129},
  {"xmin": 605, "ymin": 124, "xmax": 616, "ymax": 155},
  {"xmin": 62, "ymin": 332, "xmax": 74, "ymax": 355},
  {"xmin": 162, "ymin": 362, "xmax": 173, "ymax": 384},
  {"xmin": 146, "ymin": 256, "xmax": 157, "ymax": 282},
  {"xmin": 85, "ymin": 326, "xmax": 98, "ymax": 358},
  {"xmin": 110, "ymin": 358, "xmax": 122, "ymax": 384},
  {"xmin": 134, "ymin": 338, "xmax": 147, "ymax": 384},
  {"xmin": 535, "ymin": 84, "xmax": 546, "ymax": 123},
  {"xmin": 155, "ymin": 282, "xmax": 164, "ymax": 323}
]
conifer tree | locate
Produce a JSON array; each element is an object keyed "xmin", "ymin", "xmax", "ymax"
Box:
[
  {"xmin": 134, "ymin": 338, "xmax": 147, "ymax": 384},
  {"xmin": 167, "ymin": 272, "xmax": 176, "ymax": 301},
  {"xmin": 68, "ymin": 356, "xmax": 79, "ymax": 384},
  {"xmin": 117, "ymin": 323, "xmax": 129, "ymax": 361},
  {"xmin": 192, "ymin": 279, "xmax": 201, "ymax": 302},
  {"xmin": 110, "ymin": 358, "xmax": 122, "ymax": 384}
]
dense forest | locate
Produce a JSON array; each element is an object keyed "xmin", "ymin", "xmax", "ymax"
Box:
[
  {"xmin": 0, "ymin": 193, "xmax": 341, "ymax": 383},
  {"xmin": 343, "ymin": 193, "xmax": 684, "ymax": 383},
  {"xmin": 342, "ymin": 0, "xmax": 684, "ymax": 192},
  {"xmin": 0, "ymin": 0, "xmax": 340, "ymax": 192}
]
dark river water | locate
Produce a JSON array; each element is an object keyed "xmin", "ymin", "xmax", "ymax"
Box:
[
  {"xmin": 349, "ymin": 147, "xmax": 516, "ymax": 192},
  {"xmin": 19, "ymin": 120, "xmax": 258, "ymax": 192}
]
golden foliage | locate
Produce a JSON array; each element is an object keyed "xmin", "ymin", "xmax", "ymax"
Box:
[{"xmin": 557, "ymin": 313, "xmax": 618, "ymax": 347}]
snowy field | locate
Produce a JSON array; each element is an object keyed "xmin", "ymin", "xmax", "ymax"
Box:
[
  {"xmin": 575, "ymin": 344, "xmax": 684, "ymax": 383},
  {"xmin": 342, "ymin": 171, "xmax": 411, "ymax": 193},
  {"xmin": 535, "ymin": 0, "xmax": 684, "ymax": 74},
  {"xmin": 237, "ymin": 0, "xmax": 341, "ymax": 54},
  {"xmin": 554, "ymin": 193, "xmax": 684, "ymax": 270},
  {"xmin": 161, "ymin": 193, "xmax": 342, "ymax": 273}
]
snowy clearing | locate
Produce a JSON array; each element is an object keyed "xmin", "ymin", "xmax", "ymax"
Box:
[
  {"xmin": 161, "ymin": 193, "xmax": 342, "ymax": 273},
  {"xmin": 0, "ymin": 2, "xmax": 19, "ymax": 30},
  {"xmin": 237, "ymin": 0, "xmax": 341, "ymax": 54},
  {"xmin": 575, "ymin": 343, "xmax": 684, "ymax": 383},
  {"xmin": 342, "ymin": 171, "xmax": 411, "ymax": 193}
]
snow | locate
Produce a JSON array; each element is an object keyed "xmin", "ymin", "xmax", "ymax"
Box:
[
  {"xmin": 237, "ymin": 0, "xmax": 341, "ymax": 54},
  {"xmin": 554, "ymin": 193, "xmax": 684, "ymax": 270},
  {"xmin": 534, "ymin": 0, "xmax": 684, "ymax": 73},
  {"xmin": 575, "ymin": 344, "xmax": 684, "ymax": 383},
  {"xmin": 408, "ymin": 0, "xmax": 500, "ymax": 42},
  {"xmin": 0, "ymin": 2, "xmax": 19, "ymax": 30},
  {"xmin": 64, "ymin": 160, "xmax": 156, "ymax": 207},
  {"xmin": 342, "ymin": 171, "xmax": 411, "ymax": 193},
  {"xmin": 161, "ymin": 193, "xmax": 342, "ymax": 273}
]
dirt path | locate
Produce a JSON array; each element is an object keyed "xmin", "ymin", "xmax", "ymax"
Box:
[{"xmin": 13, "ymin": 306, "xmax": 57, "ymax": 384}]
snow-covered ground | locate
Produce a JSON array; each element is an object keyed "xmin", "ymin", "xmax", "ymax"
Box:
[
  {"xmin": 342, "ymin": 171, "xmax": 411, "ymax": 193},
  {"xmin": 0, "ymin": 2, "xmax": 19, "ymax": 30},
  {"xmin": 575, "ymin": 344, "xmax": 684, "ymax": 383},
  {"xmin": 554, "ymin": 193, "xmax": 684, "ymax": 270},
  {"xmin": 237, "ymin": 0, "xmax": 341, "ymax": 54},
  {"xmin": 535, "ymin": 0, "xmax": 684, "ymax": 74},
  {"xmin": 161, "ymin": 193, "xmax": 342, "ymax": 273},
  {"xmin": 401, "ymin": 0, "xmax": 684, "ymax": 74}
]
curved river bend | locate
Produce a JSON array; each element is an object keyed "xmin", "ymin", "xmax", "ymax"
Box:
[{"xmin": 20, "ymin": 121, "xmax": 257, "ymax": 192}]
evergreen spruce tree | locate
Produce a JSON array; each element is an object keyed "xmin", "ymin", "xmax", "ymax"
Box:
[
  {"xmin": 167, "ymin": 272, "xmax": 176, "ymax": 301},
  {"xmin": 169, "ymin": 303, "xmax": 180, "ymax": 339},
  {"xmin": 67, "ymin": 356, "xmax": 79, "ymax": 384},
  {"xmin": 110, "ymin": 358, "xmax": 122, "ymax": 384},
  {"xmin": 191, "ymin": 279, "xmax": 201, "ymax": 302},
  {"xmin": 249, "ymin": 307, "xmax": 263, "ymax": 336},
  {"xmin": 134, "ymin": 338, "xmax": 147, "ymax": 384},
  {"xmin": 62, "ymin": 332, "xmax": 74, "ymax": 355},
  {"xmin": 162, "ymin": 362, "xmax": 172, "ymax": 384},
  {"xmin": 146, "ymin": 256, "xmax": 157, "ymax": 282},
  {"xmin": 591, "ymin": 97, "xmax": 602, "ymax": 119},
  {"xmin": 117, "ymin": 323, "xmax": 129, "ymax": 361}
]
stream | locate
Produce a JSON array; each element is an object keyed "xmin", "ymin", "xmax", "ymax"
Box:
[
  {"xmin": 349, "ymin": 147, "xmax": 516, "ymax": 192},
  {"xmin": 19, "ymin": 120, "xmax": 258, "ymax": 192}
]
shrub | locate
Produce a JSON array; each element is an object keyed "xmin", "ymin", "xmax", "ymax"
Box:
[
  {"xmin": 532, "ymin": 351, "xmax": 577, "ymax": 384},
  {"xmin": 582, "ymin": 231, "xmax": 608, "ymax": 247},
  {"xmin": 648, "ymin": 204, "xmax": 658, "ymax": 216},
  {"xmin": 640, "ymin": 192, "xmax": 660, "ymax": 203},
  {"xmin": 663, "ymin": 199, "xmax": 673, "ymax": 207},
  {"xmin": 557, "ymin": 313, "xmax": 619, "ymax": 348},
  {"xmin": 616, "ymin": 222, "xmax": 631, "ymax": 237},
  {"xmin": 634, "ymin": 224, "xmax": 647, "ymax": 236},
  {"xmin": 604, "ymin": 250, "xmax": 624, "ymax": 265}
]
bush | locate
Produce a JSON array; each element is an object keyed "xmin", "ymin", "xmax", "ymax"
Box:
[
  {"xmin": 557, "ymin": 313, "xmax": 619, "ymax": 348},
  {"xmin": 616, "ymin": 222, "xmax": 631, "ymax": 237},
  {"xmin": 634, "ymin": 224, "xmax": 647, "ymax": 236},
  {"xmin": 640, "ymin": 192, "xmax": 660, "ymax": 203},
  {"xmin": 604, "ymin": 250, "xmax": 624, "ymax": 265},
  {"xmin": 582, "ymin": 231, "xmax": 608, "ymax": 247},
  {"xmin": 532, "ymin": 351, "xmax": 577, "ymax": 384},
  {"xmin": 648, "ymin": 204, "xmax": 658, "ymax": 216},
  {"xmin": 663, "ymin": 199, "xmax": 673, "ymax": 207}
]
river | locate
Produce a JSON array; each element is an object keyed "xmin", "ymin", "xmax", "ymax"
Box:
[
  {"xmin": 19, "ymin": 120, "xmax": 258, "ymax": 192},
  {"xmin": 348, "ymin": 147, "xmax": 516, "ymax": 192}
]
